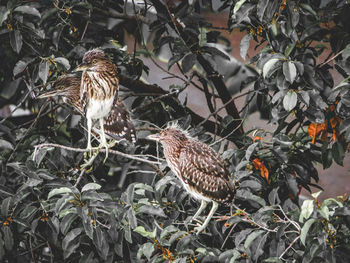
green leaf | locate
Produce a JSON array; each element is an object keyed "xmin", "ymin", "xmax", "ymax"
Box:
[
  {"xmin": 240, "ymin": 34, "xmax": 251, "ymax": 60},
  {"xmin": 283, "ymin": 90, "xmax": 297, "ymax": 111},
  {"xmin": 14, "ymin": 5, "xmax": 41, "ymax": 17},
  {"xmin": 263, "ymin": 58, "xmax": 280, "ymax": 79},
  {"xmin": 48, "ymin": 187, "xmax": 73, "ymax": 199},
  {"xmin": 137, "ymin": 242, "xmax": 154, "ymax": 261},
  {"xmin": 300, "ymin": 4, "xmax": 317, "ymax": 17},
  {"xmin": 134, "ymin": 226, "xmax": 156, "ymax": 239},
  {"xmin": 10, "ymin": 30, "xmax": 22, "ymax": 54},
  {"xmin": 299, "ymin": 199, "xmax": 314, "ymax": 223},
  {"xmin": 127, "ymin": 207, "xmax": 137, "ymax": 229},
  {"xmin": 283, "ymin": 62, "xmax": 297, "ymax": 83},
  {"xmin": 2, "ymin": 226, "xmax": 13, "ymax": 250},
  {"xmin": 138, "ymin": 205, "xmax": 167, "ymax": 218},
  {"xmin": 285, "ymin": 43, "xmax": 296, "ymax": 57},
  {"xmin": 300, "ymin": 218, "xmax": 316, "ymax": 246},
  {"xmin": 13, "ymin": 60, "xmax": 27, "ymax": 76},
  {"xmin": 319, "ymin": 205, "xmax": 329, "ymax": 220},
  {"xmin": 263, "ymin": 257, "xmax": 283, "ymax": 263},
  {"xmin": 53, "ymin": 57, "xmax": 71, "ymax": 70},
  {"xmin": 81, "ymin": 183, "xmax": 101, "ymax": 192},
  {"xmin": 311, "ymin": 191, "xmax": 322, "ymax": 199},
  {"xmin": 0, "ymin": 6, "xmax": 10, "ymax": 26},
  {"xmin": 234, "ymin": 0, "xmax": 247, "ymax": 14},
  {"xmin": 198, "ymin": 27, "xmax": 208, "ymax": 47},
  {"xmin": 245, "ymin": 142, "xmax": 259, "ymax": 160},
  {"xmin": 244, "ymin": 230, "xmax": 264, "ymax": 250},
  {"xmin": 38, "ymin": 60, "xmax": 49, "ymax": 84}
]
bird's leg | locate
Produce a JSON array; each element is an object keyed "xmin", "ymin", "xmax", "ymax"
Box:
[
  {"xmin": 195, "ymin": 201, "xmax": 218, "ymax": 235},
  {"xmin": 99, "ymin": 118, "xmax": 109, "ymax": 162},
  {"xmin": 191, "ymin": 200, "xmax": 207, "ymax": 223},
  {"xmin": 86, "ymin": 117, "xmax": 93, "ymax": 156}
]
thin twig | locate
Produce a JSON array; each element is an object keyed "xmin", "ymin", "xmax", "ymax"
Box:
[
  {"xmin": 279, "ymin": 235, "xmax": 300, "ymax": 260},
  {"xmin": 74, "ymin": 169, "xmax": 86, "ymax": 187},
  {"xmin": 34, "ymin": 143, "xmax": 162, "ymax": 166},
  {"xmin": 221, "ymin": 223, "xmax": 237, "ymax": 249}
]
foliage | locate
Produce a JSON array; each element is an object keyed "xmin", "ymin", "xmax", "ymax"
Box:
[{"xmin": 0, "ymin": 0, "xmax": 349, "ymax": 262}]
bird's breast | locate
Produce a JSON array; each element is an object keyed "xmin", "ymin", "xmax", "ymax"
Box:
[{"xmin": 86, "ymin": 97, "xmax": 114, "ymax": 119}]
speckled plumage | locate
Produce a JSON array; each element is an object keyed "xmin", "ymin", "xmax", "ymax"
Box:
[
  {"xmin": 157, "ymin": 127, "xmax": 234, "ymax": 203},
  {"xmin": 148, "ymin": 126, "xmax": 235, "ymax": 234},
  {"xmin": 39, "ymin": 75, "xmax": 136, "ymax": 144},
  {"xmin": 74, "ymin": 49, "xmax": 120, "ymax": 155}
]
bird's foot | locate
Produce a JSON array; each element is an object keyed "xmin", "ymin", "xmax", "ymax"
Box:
[
  {"xmin": 194, "ymin": 223, "xmax": 206, "ymax": 235},
  {"xmin": 81, "ymin": 147, "xmax": 99, "ymax": 169}
]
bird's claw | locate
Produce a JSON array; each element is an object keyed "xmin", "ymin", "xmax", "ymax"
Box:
[
  {"xmin": 81, "ymin": 147, "xmax": 99, "ymax": 168},
  {"xmin": 194, "ymin": 224, "xmax": 206, "ymax": 235}
]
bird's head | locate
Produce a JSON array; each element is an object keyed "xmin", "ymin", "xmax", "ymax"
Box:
[
  {"xmin": 147, "ymin": 127, "xmax": 188, "ymax": 146},
  {"xmin": 38, "ymin": 75, "xmax": 80, "ymax": 99},
  {"xmin": 73, "ymin": 49, "xmax": 114, "ymax": 72}
]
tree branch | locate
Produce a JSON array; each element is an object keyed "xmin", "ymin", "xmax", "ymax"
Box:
[{"xmin": 119, "ymin": 75, "xmax": 244, "ymax": 147}]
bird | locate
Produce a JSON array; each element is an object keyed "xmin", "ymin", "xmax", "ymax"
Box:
[
  {"xmin": 38, "ymin": 74, "xmax": 136, "ymax": 145},
  {"xmin": 73, "ymin": 49, "xmax": 119, "ymax": 158},
  {"xmin": 147, "ymin": 125, "xmax": 235, "ymax": 234}
]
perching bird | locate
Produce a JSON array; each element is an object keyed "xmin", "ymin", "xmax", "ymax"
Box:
[
  {"xmin": 147, "ymin": 125, "xmax": 235, "ymax": 234},
  {"xmin": 73, "ymin": 49, "xmax": 119, "ymax": 157},
  {"xmin": 38, "ymin": 75, "xmax": 136, "ymax": 144}
]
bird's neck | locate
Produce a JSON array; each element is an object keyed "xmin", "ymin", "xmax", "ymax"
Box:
[{"xmin": 162, "ymin": 140, "xmax": 184, "ymax": 162}]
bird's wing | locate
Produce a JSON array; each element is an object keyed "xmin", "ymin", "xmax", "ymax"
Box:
[
  {"xmin": 98, "ymin": 99, "xmax": 136, "ymax": 143},
  {"xmin": 80, "ymin": 71, "xmax": 89, "ymax": 113},
  {"xmin": 179, "ymin": 140, "xmax": 233, "ymax": 202}
]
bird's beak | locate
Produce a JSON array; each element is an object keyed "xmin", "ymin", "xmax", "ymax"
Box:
[
  {"xmin": 147, "ymin": 133, "xmax": 161, "ymax": 141},
  {"xmin": 73, "ymin": 62, "xmax": 89, "ymax": 72},
  {"xmin": 37, "ymin": 90, "xmax": 59, "ymax": 99}
]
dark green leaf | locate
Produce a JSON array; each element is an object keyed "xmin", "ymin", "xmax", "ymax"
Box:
[
  {"xmin": 1, "ymin": 197, "xmax": 11, "ymax": 218},
  {"xmin": 60, "ymin": 213, "xmax": 78, "ymax": 235},
  {"xmin": 2, "ymin": 226, "xmax": 13, "ymax": 250},
  {"xmin": 10, "ymin": 30, "xmax": 22, "ymax": 54},
  {"xmin": 14, "ymin": 5, "xmax": 41, "ymax": 17},
  {"xmin": 168, "ymin": 54, "xmax": 184, "ymax": 70},
  {"xmin": 257, "ymin": 0, "xmax": 269, "ymax": 21},
  {"xmin": 127, "ymin": 207, "xmax": 137, "ymax": 229},
  {"xmin": 181, "ymin": 53, "xmax": 196, "ymax": 73},
  {"xmin": 137, "ymin": 242, "xmax": 154, "ymax": 261},
  {"xmin": 332, "ymin": 142, "xmax": 345, "ymax": 166},
  {"xmin": 244, "ymin": 230, "xmax": 264, "ymax": 249},
  {"xmin": 201, "ymin": 46, "xmax": 230, "ymax": 60},
  {"xmin": 62, "ymin": 228, "xmax": 81, "ymax": 259},
  {"xmin": 138, "ymin": 205, "xmax": 167, "ymax": 218}
]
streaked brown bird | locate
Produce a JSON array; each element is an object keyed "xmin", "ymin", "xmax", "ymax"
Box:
[
  {"xmin": 147, "ymin": 125, "xmax": 235, "ymax": 234},
  {"xmin": 73, "ymin": 49, "xmax": 119, "ymax": 156},
  {"xmin": 38, "ymin": 75, "xmax": 136, "ymax": 144}
]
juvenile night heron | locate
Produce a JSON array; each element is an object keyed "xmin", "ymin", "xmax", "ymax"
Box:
[
  {"xmin": 148, "ymin": 126, "xmax": 235, "ymax": 234},
  {"xmin": 38, "ymin": 75, "xmax": 136, "ymax": 144},
  {"xmin": 73, "ymin": 49, "xmax": 119, "ymax": 157}
]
